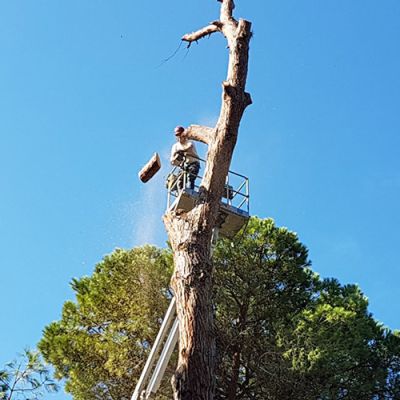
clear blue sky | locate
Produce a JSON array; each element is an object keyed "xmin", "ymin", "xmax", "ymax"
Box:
[{"xmin": 1, "ymin": 1, "xmax": 399, "ymax": 398}]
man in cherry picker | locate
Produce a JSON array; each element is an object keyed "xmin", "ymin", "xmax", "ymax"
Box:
[{"xmin": 170, "ymin": 126, "xmax": 200, "ymax": 190}]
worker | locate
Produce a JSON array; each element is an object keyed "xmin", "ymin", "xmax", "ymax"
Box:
[{"xmin": 170, "ymin": 126, "xmax": 200, "ymax": 190}]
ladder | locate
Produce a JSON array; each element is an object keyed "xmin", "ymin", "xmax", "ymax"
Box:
[{"xmin": 131, "ymin": 297, "xmax": 178, "ymax": 400}]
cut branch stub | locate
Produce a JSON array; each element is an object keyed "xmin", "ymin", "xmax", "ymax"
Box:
[
  {"xmin": 220, "ymin": 0, "xmax": 235, "ymax": 21},
  {"xmin": 185, "ymin": 125, "xmax": 215, "ymax": 145}
]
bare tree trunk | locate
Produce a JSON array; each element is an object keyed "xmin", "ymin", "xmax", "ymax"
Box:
[
  {"xmin": 163, "ymin": 1, "xmax": 252, "ymax": 399},
  {"xmin": 227, "ymin": 304, "xmax": 248, "ymax": 400},
  {"xmin": 227, "ymin": 346, "xmax": 241, "ymax": 400}
]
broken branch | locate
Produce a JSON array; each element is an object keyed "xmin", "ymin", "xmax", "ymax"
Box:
[{"xmin": 182, "ymin": 23, "xmax": 220, "ymax": 44}]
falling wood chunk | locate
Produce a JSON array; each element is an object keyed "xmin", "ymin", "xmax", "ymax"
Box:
[{"xmin": 138, "ymin": 153, "xmax": 161, "ymax": 183}]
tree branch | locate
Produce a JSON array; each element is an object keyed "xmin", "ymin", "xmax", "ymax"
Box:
[
  {"xmin": 182, "ymin": 23, "xmax": 221, "ymax": 45},
  {"xmin": 185, "ymin": 125, "xmax": 215, "ymax": 145}
]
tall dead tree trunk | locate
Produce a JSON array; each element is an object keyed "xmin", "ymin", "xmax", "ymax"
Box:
[{"xmin": 163, "ymin": 1, "xmax": 252, "ymax": 399}]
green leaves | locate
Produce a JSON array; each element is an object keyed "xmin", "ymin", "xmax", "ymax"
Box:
[
  {"xmin": 214, "ymin": 218, "xmax": 400, "ymax": 399},
  {"xmin": 0, "ymin": 349, "xmax": 59, "ymax": 400},
  {"xmin": 38, "ymin": 219, "xmax": 400, "ymax": 400},
  {"xmin": 38, "ymin": 246, "xmax": 173, "ymax": 400}
]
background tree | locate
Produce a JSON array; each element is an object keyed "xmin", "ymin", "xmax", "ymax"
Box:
[
  {"xmin": 213, "ymin": 218, "xmax": 318, "ymax": 399},
  {"xmin": 39, "ymin": 218, "xmax": 400, "ymax": 400},
  {"xmin": 0, "ymin": 349, "xmax": 58, "ymax": 400},
  {"xmin": 283, "ymin": 278, "xmax": 400, "ymax": 399},
  {"xmin": 213, "ymin": 218, "xmax": 400, "ymax": 400},
  {"xmin": 39, "ymin": 246, "xmax": 173, "ymax": 400}
]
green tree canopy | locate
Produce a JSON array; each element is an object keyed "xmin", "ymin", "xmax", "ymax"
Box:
[
  {"xmin": 213, "ymin": 218, "xmax": 400, "ymax": 400},
  {"xmin": 39, "ymin": 246, "xmax": 173, "ymax": 400},
  {"xmin": 38, "ymin": 218, "xmax": 400, "ymax": 399}
]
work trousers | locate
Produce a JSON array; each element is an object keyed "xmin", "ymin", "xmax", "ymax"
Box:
[{"xmin": 185, "ymin": 161, "xmax": 200, "ymax": 190}]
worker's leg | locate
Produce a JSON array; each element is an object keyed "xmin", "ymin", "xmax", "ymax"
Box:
[
  {"xmin": 176, "ymin": 171, "xmax": 185, "ymax": 191},
  {"xmin": 187, "ymin": 162, "xmax": 200, "ymax": 190}
]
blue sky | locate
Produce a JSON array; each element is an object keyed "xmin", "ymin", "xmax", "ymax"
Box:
[{"xmin": 1, "ymin": 1, "xmax": 399, "ymax": 398}]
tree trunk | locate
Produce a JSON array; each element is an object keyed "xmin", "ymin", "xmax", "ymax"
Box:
[
  {"xmin": 227, "ymin": 304, "xmax": 248, "ymax": 400},
  {"xmin": 163, "ymin": 1, "xmax": 252, "ymax": 399},
  {"xmin": 227, "ymin": 346, "xmax": 241, "ymax": 400}
]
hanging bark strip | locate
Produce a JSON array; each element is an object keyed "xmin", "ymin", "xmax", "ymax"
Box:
[{"xmin": 163, "ymin": 1, "xmax": 252, "ymax": 399}]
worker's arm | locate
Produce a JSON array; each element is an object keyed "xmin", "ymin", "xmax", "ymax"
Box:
[
  {"xmin": 170, "ymin": 144, "xmax": 184, "ymax": 166},
  {"xmin": 188, "ymin": 142, "xmax": 199, "ymax": 159}
]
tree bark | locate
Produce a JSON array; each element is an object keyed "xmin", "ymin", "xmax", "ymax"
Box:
[
  {"xmin": 226, "ymin": 303, "xmax": 248, "ymax": 400},
  {"xmin": 227, "ymin": 346, "xmax": 241, "ymax": 400},
  {"xmin": 138, "ymin": 153, "xmax": 161, "ymax": 183},
  {"xmin": 163, "ymin": 1, "xmax": 252, "ymax": 399}
]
